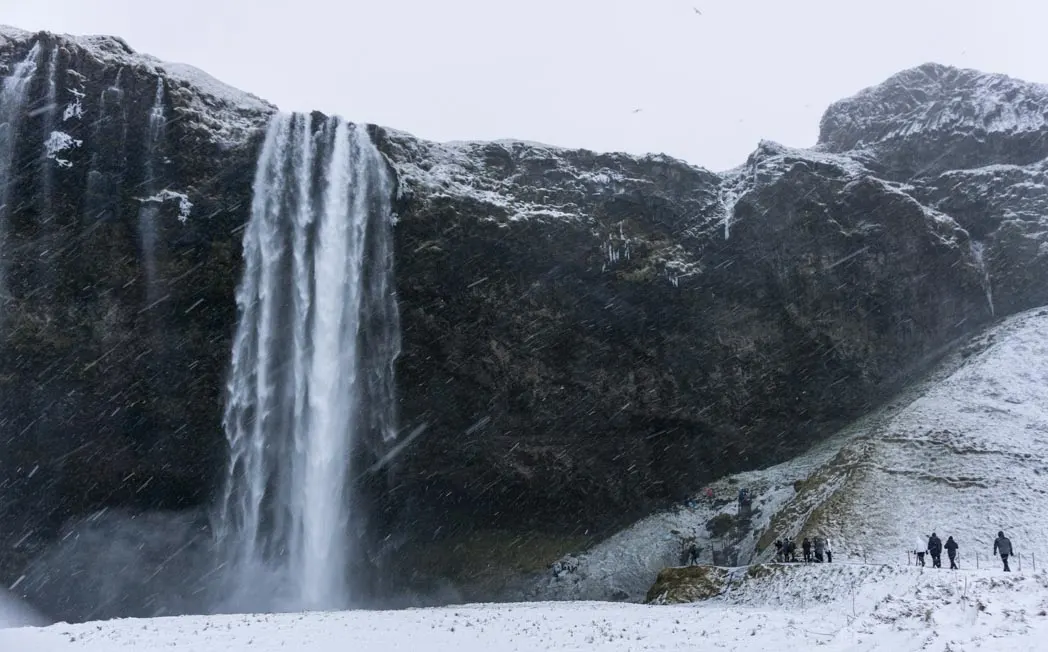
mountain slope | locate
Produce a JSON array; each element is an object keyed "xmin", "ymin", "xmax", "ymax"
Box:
[
  {"xmin": 788, "ymin": 307, "xmax": 1048, "ymax": 565},
  {"xmin": 532, "ymin": 307, "xmax": 1048, "ymax": 602}
]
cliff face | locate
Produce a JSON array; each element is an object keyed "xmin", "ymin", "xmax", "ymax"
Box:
[
  {"xmin": 375, "ymin": 133, "xmax": 989, "ymax": 542},
  {"xmin": 817, "ymin": 62, "xmax": 1048, "ymax": 317},
  {"xmin": 0, "ymin": 28, "xmax": 1045, "ymax": 613},
  {"xmin": 0, "ymin": 28, "xmax": 274, "ymax": 552}
]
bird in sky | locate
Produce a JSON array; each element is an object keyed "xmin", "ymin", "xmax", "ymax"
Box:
[
  {"xmin": 693, "ymin": 7, "xmax": 702, "ymax": 14},
  {"xmin": 631, "ymin": 108, "xmax": 643, "ymax": 114}
]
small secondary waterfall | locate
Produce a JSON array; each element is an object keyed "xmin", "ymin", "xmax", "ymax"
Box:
[
  {"xmin": 215, "ymin": 113, "xmax": 399, "ymax": 612},
  {"xmin": 138, "ymin": 78, "xmax": 166, "ymax": 304},
  {"xmin": 0, "ymin": 44, "xmax": 41, "ymax": 315},
  {"xmin": 39, "ymin": 46, "xmax": 59, "ymax": 221},
  {"xmin": 83, "ymin": 68, "xmax": 127, "ymax": 223},
  {"xmin": 970, "ymin": 240, "xmax": 995, "ymax": 318}
]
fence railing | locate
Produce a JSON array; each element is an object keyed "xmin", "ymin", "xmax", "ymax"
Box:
[
  {"xmin": 752, "ymin": 549, "xmax": 1039, "ymax": 572},
  {"xmin": 903, "ymin": 550, "xmax": 1033, "ymax": 570}
]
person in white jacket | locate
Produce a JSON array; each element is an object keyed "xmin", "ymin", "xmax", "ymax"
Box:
[
  {"xmin": 914, "ymin": 537, "xmax": 927, "ymax": 567},
  {"xmin": 825, "ymin": 538, "xmax": 833, "ymax": 563}
]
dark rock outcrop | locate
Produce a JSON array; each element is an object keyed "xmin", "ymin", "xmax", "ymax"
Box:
[{"xmin": 0, "ymin": 27, "xmax": 1045, "ymax": 612}]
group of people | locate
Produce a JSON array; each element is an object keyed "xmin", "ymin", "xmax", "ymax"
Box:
[
  {"xmin": 774, "ymin": 536, "xmax": 832, "ymax": 563},
  {"xmin": 914, "ymin": 533, "xmax": 959, "ymax": 569},
  {"xmin": 914, "ymin": 531, "xmax": 1014, "ymax": 571}
]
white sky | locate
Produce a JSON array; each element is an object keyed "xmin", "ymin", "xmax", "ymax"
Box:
[{"xmin": 3, "ymin": 0, "xmax": 1045, "ymax": 170}]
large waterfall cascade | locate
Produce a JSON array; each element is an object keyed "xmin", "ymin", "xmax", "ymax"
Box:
[{"xmin": 215, "ymin": 113, "xmax": 399, "ymax": 613}]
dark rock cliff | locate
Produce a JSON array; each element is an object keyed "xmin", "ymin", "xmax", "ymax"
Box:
[
  {"xmin": 817, "ymin": 61, "xmax": 1048, "ymax": 318},
  {"xmin": 0, "ymin": 28, "xmax": 1044, "ymax": 611},
  {"xmin": 375, "ymin": 134, "xmax": 989, "ymax": 545},
  {"xmin": 0, "ymin": 29, "xmax": 274, "ymax": 564}
]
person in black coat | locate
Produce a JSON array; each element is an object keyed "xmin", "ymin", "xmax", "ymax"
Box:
[
  {"xmin": 944, "ymin": 536, "xmax": 959, "ymax": 569},
  {"xmin": 927, "ymin": 533, "xmax": 943, "ymax": 568},
  {"xmin": 994, "ymin": 531, "xmax": 1013, "ymax": 571},
  {"xmin": 685, "ymin": 542, "xmax": 701, "ymax": 566},
  {"xmin": 802, "ymin": 537, "xmax": 812, "ymax": 563}
]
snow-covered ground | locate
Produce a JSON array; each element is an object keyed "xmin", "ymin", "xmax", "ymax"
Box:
[
  {"xmin": 7, "ymin": 308, "xmax": 1048, "ymax": 649},
  {"xmin": 790, "ymin": 307, "xmax": 1048, "ymax": 567},
  {"xmin": 4, "ymin": 563, "xmax": 1048, "ymax": 651}
]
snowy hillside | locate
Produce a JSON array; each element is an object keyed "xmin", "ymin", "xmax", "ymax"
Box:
[
  {"xmin": 791, "ymin": 307, "xmax": 1048, "ymax": 566},
  {"xmin": 5, "ymin": 564, "xmax": 1048, "ymax": 650},
  {"xmin": 531, "ymin": 306, "xmax": 1048, "ymax": 602}
]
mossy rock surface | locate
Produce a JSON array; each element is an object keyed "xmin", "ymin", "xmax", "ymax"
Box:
[{"xmin": 645, "ymin": 565, "xmax": 730, "ymax": 604}]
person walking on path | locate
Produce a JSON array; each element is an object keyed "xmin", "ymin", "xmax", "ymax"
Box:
[
  {"xmin": 684, "ymin": 542, "xmax": 701, "ymax": 566},
  {"xmin": 802, "ymin": 537, "xmax": 812, "ymax": 563},
  {"xmin": 825, "ymin": 538, "xmax": 833, "ymax": 563},
  {"xmin": 944, "ymin": 536, "xmax": 959, "ymax": 570},
  {"xmin": 914, "ymin": 537, "xmax": 927, "ymax": 567},
  {"xmin": 928, "ymin": 533, "xmax": 943, "ymax": 568},
  {"xmin": 994, "ymin": 531, "xmax": 1013, "ymax": 572}
]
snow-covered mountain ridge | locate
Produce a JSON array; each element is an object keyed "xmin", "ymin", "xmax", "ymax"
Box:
[{"xmin": 819, "ymin": 62, "xmax": 1048, "ymax": 175}]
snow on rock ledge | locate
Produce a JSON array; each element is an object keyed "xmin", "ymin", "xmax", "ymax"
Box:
[
  {"xmin": 0, "ymin": 26, "xmax": 277, "ymax": 148},
  {"xmin": 377, "ymin": 127, "xmax": 720, "ymax": 226}
]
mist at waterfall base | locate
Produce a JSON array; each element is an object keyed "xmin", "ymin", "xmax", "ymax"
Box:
[
  {"xmin": 0, "ymin": 589, "xmax": 46, "ymax": 628},
  {"xmin": 11, "ymin": 112, "xmax": 421, "ymax": 622}
]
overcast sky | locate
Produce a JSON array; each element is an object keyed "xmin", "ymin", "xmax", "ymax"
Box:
[{"xmin": 3, "ymin": 0, "xmax": 1046, "ymax": 170}]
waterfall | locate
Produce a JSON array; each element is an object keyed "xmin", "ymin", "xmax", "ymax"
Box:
[
  {"xmin": 84, "ymin": 68, "xmax": 127, "ymax": 223},
  {"xmin": 138, "ymin": 77, "xmax": 166, "ymax": 303},
  {"xmin": 970, "ymin": 240, "xmax": 995, "ymax": 318},
  {"xmin": 0, "ymin": 44, "xmax": 41, "ymax": 314},
  {"xmin": 39, "ymin": 46, "xmax": 58, "ymax": 222},
  {"xmin": 215, "ymin": 113, "xmax": 398, "ymax": 613}
]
